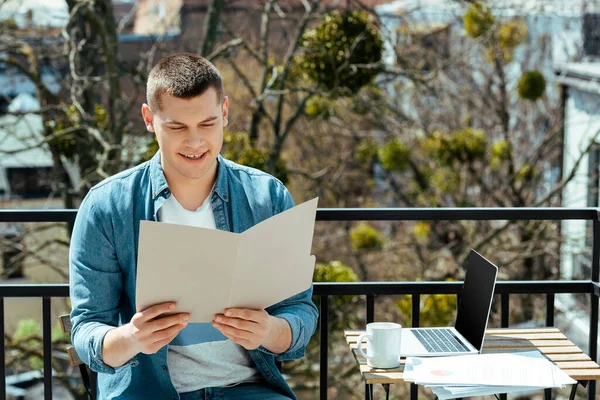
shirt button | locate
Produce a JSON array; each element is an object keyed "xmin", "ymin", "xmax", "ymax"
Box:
[{"xmin": 162, "ymin": 365, "xmax": 168, "ymax": 371}]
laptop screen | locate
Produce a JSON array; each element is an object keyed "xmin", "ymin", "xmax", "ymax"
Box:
[{"xmin": 454, "ymin": 250, "xmax": 498, "ymax": 352}]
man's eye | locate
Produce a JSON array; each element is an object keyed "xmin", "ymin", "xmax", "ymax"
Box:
[{"xmin": 170, "ymin": 126, "xmax": 185, "ymax": 131}]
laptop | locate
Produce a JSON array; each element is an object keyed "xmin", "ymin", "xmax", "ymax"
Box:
[{"xmin": 400, "ymin": 249, "xmax": 498, "ymax": 357}]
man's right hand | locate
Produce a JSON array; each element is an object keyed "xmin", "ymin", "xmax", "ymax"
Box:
[
  {"xmin": 102, "ymin": 302, "xmax": 189, "ymax": 368},
  {"xmin": 126, "ymin": 302, "xmax": 189, "ymax": 354}
]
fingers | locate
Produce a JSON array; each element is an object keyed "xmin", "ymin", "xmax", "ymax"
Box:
[
  {"xmin": 212, "ymin": 309, "xmax": 272, "ymax": 351},
  {"xmin": 134, "ymin": 323, "xmax": 187, "ymax": 355},
  {"xmin": 218, "ymin": 330, "xmax": 254, "ymax": 349},
  {"xmin": 148, "ymin": 313, "xmax": 189, "ymax": 332},
  {"xmin": 214, "ymin": 315, "xmax": 257, "ymax": 332},
  {"xmin": 222, "ymin": 308, "xmax": 262, "ymax": 322},
  {"xmin": 147, "ymin": 326, "xmax": 184, "ymax": 353},
  {"xmin": 129, "ymin": 302, "xmax": 190, "ymax": 355},
  {"xmin": 151, "ymin": 336, "xmax": 176, "ymax": 351},
  {"xmin": 152, "ymin": 323, "xmax": 187, "ymax": 343},
  {"xmin": 138, "ymin": 302, "xmax": 176, "ymax": 322},
  {"xmin": 213, "ymin": 320, "xmax": 254, "ymax": 340}
]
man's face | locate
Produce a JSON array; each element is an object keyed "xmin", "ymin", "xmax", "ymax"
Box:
[{"xmin": 141, "ymin": 88, "xmax": 229, "ymax": 185}]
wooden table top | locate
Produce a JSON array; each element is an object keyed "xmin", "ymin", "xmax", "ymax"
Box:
[{"xmin": 344, "ymin": 328, "xmax": 600, "ymax": 385}]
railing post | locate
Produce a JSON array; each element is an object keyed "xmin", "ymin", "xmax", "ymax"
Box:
[
  {"xmin": 0, "ymin": 297, "xmax": 4, "ymax": 400},
  {"xmin": 320, "ymin": 295, "xmax": 329, "ymax": 400},
  {"xmin": 43, "ymin": 297, "xmax": 52, "ymax": 400},
  {"xmin": 589, "ymin": 216, "xmax": 600, "ymax": 400},
  {"xmin": 411, "ymin": 295, "xmax": 420, "ymax": 328},
  {"xmin": 365, "ymin": 295, "xmax": 374, "ymax": 400},
  {"xmin": 501, "ymin": 294, "xmax": 509, "ymax": 328},
  {"xmin": 411, "ymin": 295, "xmax": 420, "ymax": 400},
  {"xmin": 366, "ymin": 295, "xmax": 375, "ymax": 324},
  {"xmin": 500, "ymin": 292, "xmax": 509, "ymax": 400},
  {"xmin": 546, "ymin": 293, "xmax": 555, "ymax": 327}
]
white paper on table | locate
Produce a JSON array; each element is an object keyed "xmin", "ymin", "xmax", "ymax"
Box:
[
  {"xmin": 407, "ymin": 352, "xmax": 566, "ymax": 387},
  {"xmin": 550, "ymin": 362, "xmax": 578, "ymax": 386},
  {"xmin": 406, "ymin": 351, "xmax": 575, "ymax": 400},
  {"xmin": 136, "ymin": 198, "xmax": 319, "ymax": 322},
  {"xmin": 403, "ymin": 358, "xmax": 415, "ymax": 381},
  {"xmin": 431, "ymin": 385, "xmax": 547, "ymax": 400}
]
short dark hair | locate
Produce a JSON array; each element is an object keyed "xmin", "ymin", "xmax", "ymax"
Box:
[{"xmin": 146, "ymin": 53, "xmax": 224, "ymax": 110}]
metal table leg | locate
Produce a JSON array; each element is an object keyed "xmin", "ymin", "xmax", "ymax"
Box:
[
  {"xmin": 383, "ymin": 384, "xmax": 390, "ymax": 400},
  {"xmin": 411, "ymin": 383, "xmax": 418, "ymax": 400},
  {"xmin": 545, "ymin": 388, "xmax": 552, "ymax": 400},
  {"xmin": 569, "ymin": 381, "xmax": 581, "ymax": 400},
  {"xmin": 364, "ymin": 383, "xmax": 390, "ymax": 400},
  {"xmin": 365, "ymin": 383, "xmax": 374, "ymax": 400}
]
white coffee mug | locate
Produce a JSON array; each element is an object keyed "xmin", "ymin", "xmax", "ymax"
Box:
[{"xmin": 356, "ymin": 322, "xmax": 402, "ymax": 369}]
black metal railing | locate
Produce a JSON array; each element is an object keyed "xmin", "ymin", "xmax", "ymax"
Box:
[{"xmin": 0, "ymin": 208, "xmax": 598, "ymax": 400}]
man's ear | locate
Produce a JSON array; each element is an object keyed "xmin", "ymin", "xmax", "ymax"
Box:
[
  {"xmin": 141, "ymin": 104, "xmax": 155, "ymax": 132},
  {"xmin": 222, "ymin": 96, "xmax": 229, "ymax": 126}
]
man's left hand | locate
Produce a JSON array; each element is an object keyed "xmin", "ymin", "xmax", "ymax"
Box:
[{"xmin": 213, "ymin": 308, "xmax": 272, "ymax": 350}]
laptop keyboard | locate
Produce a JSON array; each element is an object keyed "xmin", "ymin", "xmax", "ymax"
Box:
[{"xmin": 413, "ymin": 328, "xmax": 471, "ymax": 353}]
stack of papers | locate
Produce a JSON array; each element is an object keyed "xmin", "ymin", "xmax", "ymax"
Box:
[{"xmin": 403, "ymin": 351, "xmax": 576, "ymax": 399}]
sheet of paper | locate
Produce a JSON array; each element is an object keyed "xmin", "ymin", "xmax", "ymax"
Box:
[
  {"xmin": 405, "ymin": 352, "xmax": 564, "ymax": 387},
  {"xmin": 136, "ymin": 198, "xmax": 318, "ymax": 322},
  {"xmin": 404, "ymin": 350, "xmax": 575, "ymax": 399},
  {"xmin": 431, "ymin": 385, "xmax": 547, "ymax": 400}
]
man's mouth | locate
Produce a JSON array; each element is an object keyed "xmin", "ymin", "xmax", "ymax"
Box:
[{"xmin": 181, "ymin": 152, "xmax": 207, "ymax": 160}]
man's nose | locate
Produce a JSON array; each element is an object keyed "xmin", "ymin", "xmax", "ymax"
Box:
[{"xmin": 185, "ymin": 129, "xmax": 206, "ymax": 147}]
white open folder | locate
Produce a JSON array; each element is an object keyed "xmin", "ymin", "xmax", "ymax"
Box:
[{"xmin": 136, "ymin": 198, "xmax": 318, "ymax": 322}]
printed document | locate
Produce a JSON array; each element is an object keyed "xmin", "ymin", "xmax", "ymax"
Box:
[
  {"xmin": 404, "ymin": 351, "xmax": 576, "ymax": 400},
  {"xmin": 136, "ymin": 198, "xmax": 318, "ymax": 322}
]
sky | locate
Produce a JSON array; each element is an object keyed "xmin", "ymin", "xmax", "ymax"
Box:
[{"xmin": 0, "ymin": 0, "xmax": 69, "ymax": 28}]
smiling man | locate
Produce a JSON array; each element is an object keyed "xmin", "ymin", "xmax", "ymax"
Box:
[{"xmin": 69, "ymin": 53, "xmax": 318, "ymax": 400}]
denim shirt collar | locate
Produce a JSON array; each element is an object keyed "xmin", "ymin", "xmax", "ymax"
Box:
[{"xmin": 148, "ymin": 151, "xmax": 230, "ymax": 203}]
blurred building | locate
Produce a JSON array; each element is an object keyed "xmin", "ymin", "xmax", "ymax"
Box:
[
  {"xmin": 134, "ymin": 0, "xmax": 399, "ymax": 53},
  {"xmin": 556, "ymin": 13, "xmax": 600, "ymax": 280},
  {"xmin": 0, "ymin": 0, "xmax": 400, "ymax": 328}
]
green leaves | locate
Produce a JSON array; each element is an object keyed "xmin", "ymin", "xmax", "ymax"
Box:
[
  {"xmin": 304, "ymin": 96, "xmax": 335, "ymax": 120},
  {"xmin": 350, "ymin": 223, "xmax": 386, "ymax": 251},
  {"xmin": 464, "ymin": 1, "xmax": 528, "ymax": 65},
  {"xmin": 463, "ymin": 2, "xmax": 494, "ymax": 39},
  {"xmin": 314, "ymin": 260, "xmax": 358, "ymax": 282},
  {"xmin": 490, "ymin": 140, "xmax": 512, "ymax": 169},
  {"xmin": 313, "ymin": 261, "xmax": 358, "ymax": 305},
  {"xmin": 413, "ymin": 222, "xmax": 431, "ymax": 243},
  {"xmin": 517, "ymin": 70, "xmax": 546, "ymax": 101},
  {"xmin": 378, "ymin": 139, "xmax": 410, "ymax": 172},
  {"xmin": 300, "ymin": 10, "xmax": 383, "ymax": 94},
  {"xmin": 422, "ymin": 128, "xmax": 487, "ymax": 166},
  {"xmin": 497, "ymin": 19, "xmax": 528, "ymax": 62},
  {"xmin": 14, "ymin": 319, "xmax": 41, "ymax": 340},
  {"xmin": 356, "ymin": 138, "xmax": 379, "ymax": 165},
  {"xmin": 11, "ymin": 319, "xmax": 68, "ymax": 371},
  {"xmin": 398, "ymin": 292, "xmax": 457, "ymax": 327},
  {"xmin": 223, "ymin": 132, "xmax": 289, "ymax": 184}
]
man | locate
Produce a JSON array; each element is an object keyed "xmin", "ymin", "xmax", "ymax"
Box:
[{"xmin": 69, "ymin": 53, "xmax": 318, "ymax": 400}]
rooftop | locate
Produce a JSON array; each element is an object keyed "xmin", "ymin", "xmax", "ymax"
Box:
[{"xmin": 554, "ymin": 62, "xmax": 600, "ymax": 95}]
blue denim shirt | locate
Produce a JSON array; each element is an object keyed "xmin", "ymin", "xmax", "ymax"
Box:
[{"xmin": 69, "ymin": 152, "xmax": 318, "ymax": 400}]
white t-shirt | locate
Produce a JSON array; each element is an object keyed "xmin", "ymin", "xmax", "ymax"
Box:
[
  {"xmin": 159, "ymin": 191, "xmax": 217, "ymax": 230},
  {"xmin": 158, "ymin": 193, "xmax": 261, "ymax": 393}
]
